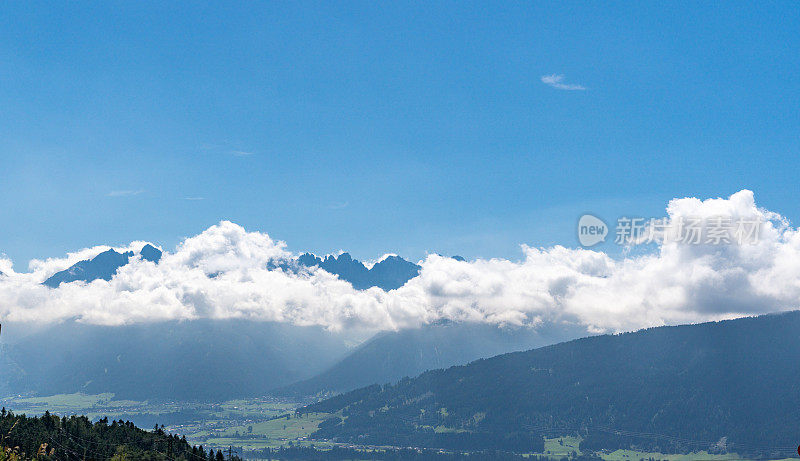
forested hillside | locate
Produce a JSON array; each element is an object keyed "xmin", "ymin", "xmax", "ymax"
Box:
[
  {"xmin": 0, "ymin": 409, "xmax": 239, "ymax": 460},
  {"xmin": 303, "ymin": 311, "xmax": 800, "ymax": 458}
]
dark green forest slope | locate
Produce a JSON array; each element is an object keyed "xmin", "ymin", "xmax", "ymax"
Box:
[
  {"xmin": 303, "ymin": 311, "xmax": 800, "ymax": 458},
  {"xmin": 0, "ymin": 409, "xmax": 240, "ymax": 460}
]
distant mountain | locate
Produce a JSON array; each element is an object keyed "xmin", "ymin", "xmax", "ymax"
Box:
[
  {"xmin": 41, "ymin": 245, "xmax": 420, "ymax": 291},
  {"xmin": 43, "ymin": 244, "xmax": 162, "ymax": 288},
  {"xmin": 0, "ymin": 344, "xmax": 19, "ymax": 397},
  {"xmin": 1, "ymin": 319, "xmax": 351, "ymax": 401},
  {"xmin": 366, "ymin": 255, "xmax": 422, "ymax": 290},
  {"xmin": 304, "ymin": 311, "xmax": 800, "ymax": 458},
  {"xmin": 297, "ymin": 252, "xmax": 420, "ymax": 290},
  {"xmin": 277, "ymin": 321, "xmax": 581, "ymax": 397},
  {"xmin": 139, "ymin": 243, "xmax": 162, "ymax": 263}
]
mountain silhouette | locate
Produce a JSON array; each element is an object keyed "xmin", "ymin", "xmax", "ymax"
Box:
[
  {"xmin": 297, "ymin": 252, "xmax": 420, "ymax": 290},
  {"xmin": 41, "ymin": 245, "xmax": 418, "ymax": 290},
  {"xmin": 139, "ymin": 243, "xmax": 162, "ymax": 263},
  {"xmin": 276, "ymin": 321, "xmax": 582, "ymax": 397},
  {"xmin": 43, "ymin": 245, "xmax": 162, "ymax": 288}
]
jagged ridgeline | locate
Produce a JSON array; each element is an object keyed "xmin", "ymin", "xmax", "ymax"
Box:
[
  {"xmin": 42, "ymin": 245, "xmax": 162, "ymax": 288},
  {"xmin": 294, "ymin": 252, "xmax": 421, "ymax": 290},
  {"xmin": 0, "ymin": 409, "xmax": 240, "ymax": 460},
  {"xmin": 3, "ymin": 248, "xmax": 559, "ymax": 403},
  {"xmin": 42, "ymin": 245, "xmax": 422, "ymax": 291}
]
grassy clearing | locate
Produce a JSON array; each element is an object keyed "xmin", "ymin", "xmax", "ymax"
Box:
[
  {"xmin": 543, "ymin": 436, "xmax": 582, "ymax": 457},
  {"xmin": 1, "ymin": 393, "xmax": 299, "ymax": 421},
  {"xmin": 216, "ymin": 412, "xmax": 330, "ymax": 439},
  {"xmin": 2, "ymin": 392, "xmax": 188, "ymax": 422},
  {"xmin": 7, "ymin": 392, "xmax": 115, "ymax": 409},
  {"xmin": 189, "ymin": 412, "xmax": 334, "ymax": 450},
  {"xmin": 540, "ymin": 436, "xmax": 763, "ymax": 461}
]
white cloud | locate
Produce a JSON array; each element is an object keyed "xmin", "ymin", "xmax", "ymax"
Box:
[
  {"xmin": 1, "ymin": 190, "xmax": 799, "ymax": 336},
  {"xmin": 541, "ymin": 74, "xmax": 587, "ymax": 91},
  {"xmin": 230, "ymin": 150, "xmax": 255, "ymax": 157}
]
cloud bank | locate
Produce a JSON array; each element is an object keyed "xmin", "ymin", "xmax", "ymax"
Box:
[{"xmin": 1, "ymin": 190, "xmax": 798, "ymax": 334}]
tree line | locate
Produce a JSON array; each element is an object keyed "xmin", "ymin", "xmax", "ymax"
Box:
[{"xmin": 0, "ymin": 408, "xmax": 242, "ymax": 461}]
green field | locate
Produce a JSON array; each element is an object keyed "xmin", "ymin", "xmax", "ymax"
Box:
[
  {"xmin": 5, "ymin": 392, "xmax": 116, "ymax": 410},
  {"xmin": 183, "ymin": 412, "xmax": 334, "ymax": 450},
  {"xmin": 540, "ymin": 436, "xmax": 787, "ymax": 461},
  {"xmin": 1, "ymin": 393, "xmax": 296, "ymax": 420},
  {"xmin": 0, "ymin": 392, "xmax": 307, "ymax": 450},
  {"xmin": 543, "ymin": 436, "xmax": 582, "ymax": 457},
  {"xmin": 0, "ymin": 392, "xmax": 163, "ymax": 420}
]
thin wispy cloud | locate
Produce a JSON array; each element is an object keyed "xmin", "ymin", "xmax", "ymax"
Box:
[
  {"xmin": 541, "ymin": 74, "xmax": 587, "ymax": 91},
  {"xmin": 184, "ymin": 197, "xmax": 205, "ymax": 201},
  {"xmin": 107, "ymin": 190, "xmax": 144, "ymax": 197},
  {"xmin": 327, "ymin": 201, "xmax": 349, "ymax": 210},
  {"xmin": 230, "ymin": 150, "xmax": 255, "ymax": 157}
]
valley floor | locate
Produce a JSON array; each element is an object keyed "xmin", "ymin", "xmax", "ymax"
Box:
[{"xmin": 1, "ymin": 393, "xmax": 789, "ymax": 461}]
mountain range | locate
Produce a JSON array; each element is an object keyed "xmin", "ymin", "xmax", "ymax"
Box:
[
  {"xmin": 0, "ymin": 319, "xmax": 578, "ymax": 402},
  {"xmin": 2, "ymin": 319, "xmax": 351, "ymax": 401},
  {"xmin": 303, "ymin": 311, "xmax": 800, "ymax": 458},
  {"xmin": 276, "ymin": 321, "xmax": 584, "ymax": 397},
  {"xmin": 42, "ymin": 246, "xmax": 421, "ymax": 292},
  {"xmin": 296, "ymin": 252, "xmax": 421, "ymax": 291},
  {"xmin": 5, "ymin": 245, "xmax": 577, "ymax": 403}
]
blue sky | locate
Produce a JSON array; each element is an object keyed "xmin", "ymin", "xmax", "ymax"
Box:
[{"xmin": 1, "ymin": 2, "xmax": 798, "ymax": 265}]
